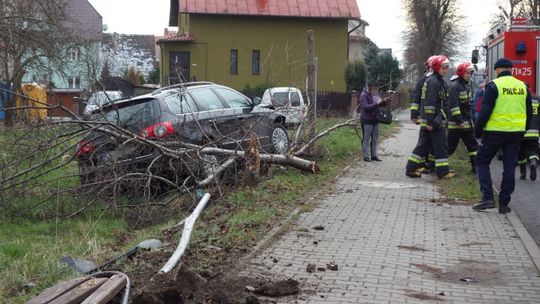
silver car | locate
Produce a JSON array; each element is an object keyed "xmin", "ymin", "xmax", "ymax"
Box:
[{"xmin": 83, "ymin": 90, "xmax": 124, "ymax": 119}]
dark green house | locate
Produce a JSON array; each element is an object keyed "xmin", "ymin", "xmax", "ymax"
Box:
[{"xmin": 159, "ymin": 0, "xmax": 361, "ymax": 92}]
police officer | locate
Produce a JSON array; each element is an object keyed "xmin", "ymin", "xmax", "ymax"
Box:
[
  {"xmin": 518, "ymin": 95, "xmax": 539, "ymax": 180},
  {"xmin": 472, "ymin": 58, "xmax": 533, "ymax": 214},
  {"xmin": 406, "ymin": 55, "xmax": 453, "ymax": 179},
  {"xmin": 447, "ymin": 62, "xmax": 478, "ymax": 173}
]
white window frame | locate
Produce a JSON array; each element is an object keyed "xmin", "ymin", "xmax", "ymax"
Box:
[{"xmin": 67, "ymin": 47, "xmax": 79, "ymax": 61}]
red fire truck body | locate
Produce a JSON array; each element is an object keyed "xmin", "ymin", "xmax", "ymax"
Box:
[{"xmin": 486, "ymin": 18, "xmax": 540, "ymax": 95}]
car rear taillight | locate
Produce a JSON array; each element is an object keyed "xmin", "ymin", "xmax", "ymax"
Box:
[
  {"xmin": 76, "ymin": 141, "xmax": 95, "ymax": 157},
  {"xmin": 140, "ymin": 121, "xmax": 175, "ymax": 139}
]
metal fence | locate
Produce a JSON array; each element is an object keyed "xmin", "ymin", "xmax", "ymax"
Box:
[{"xmin": 314, "ymin": 91, "xmax": 351, "ymax": 117}]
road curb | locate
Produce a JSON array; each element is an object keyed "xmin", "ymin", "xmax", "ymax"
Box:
[{"xmin": 506, "ymin": 211, "xmax": 540, "ymax": 273}]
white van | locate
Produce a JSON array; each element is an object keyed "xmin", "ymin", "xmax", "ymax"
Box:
[{"xmin": 261, "ymin": 87, "xmax": 307, "ymax": 126}]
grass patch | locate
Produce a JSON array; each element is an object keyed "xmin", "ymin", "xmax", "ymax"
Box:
[
  {"xmin": 0, "ymin": 117, "xmax": 398, "ymax": 303},
  {"xmin": 437, "ymin": 142, "xmax": 481, "ymax": 201},
  {"xmin": 0, "ymin": 216, "xmax": 127, "ymax": 301}
]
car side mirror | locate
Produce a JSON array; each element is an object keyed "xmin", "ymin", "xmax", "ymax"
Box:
[{"xmin": 252, "ymin": 96, "xmax": 262, "ymax": 106}]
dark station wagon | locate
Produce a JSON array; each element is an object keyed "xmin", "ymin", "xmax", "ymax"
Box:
[{"xmin": 76, "ymin": 82, "xmax": 290, "ymax": 188}]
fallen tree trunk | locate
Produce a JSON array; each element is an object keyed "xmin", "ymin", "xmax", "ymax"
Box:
[{"xmin": 185, "ymin": 144, "xmax": 320, "ymax": 173}]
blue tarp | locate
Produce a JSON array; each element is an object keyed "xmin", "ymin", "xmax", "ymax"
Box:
[{"xmin": 0, "ymin": 81, "xmax": 14, "ymax": 121}]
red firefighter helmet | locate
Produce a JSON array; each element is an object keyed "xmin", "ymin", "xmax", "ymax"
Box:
[
  {"xmin": 425, "ymin": 55, "xmax": 437, "ymax": 68},
  {"xmin": 456, "ymin": 62, "xmax": 475, "ymax": 77},
  {"xmin": 430, "ymin": 55, "xmax": 450, "ymax": 73}
]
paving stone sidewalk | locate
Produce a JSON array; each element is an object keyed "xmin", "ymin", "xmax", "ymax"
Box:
[{"xmin": 244, "ymin": 110, "xmax": 540, "ymax": 304}]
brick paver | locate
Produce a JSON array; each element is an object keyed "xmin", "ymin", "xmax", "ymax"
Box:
[{"xmin": 244, "ymin": 110, "xmax": 540, "ymax": 303}]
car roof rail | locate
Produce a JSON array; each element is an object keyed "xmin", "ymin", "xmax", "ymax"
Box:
[{"xmin": 151, "ymin": 81, "xmax": 215, "ymax": 95}]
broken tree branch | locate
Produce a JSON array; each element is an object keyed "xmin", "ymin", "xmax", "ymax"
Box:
[{"xmin": 160, "ymin": 192, "xmax": 211, "ymax": 274}]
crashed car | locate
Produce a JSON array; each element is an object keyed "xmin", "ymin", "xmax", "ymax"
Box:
[{"xmin": 76, "ymin": 82, "xmax": 290, "ymax": 188}]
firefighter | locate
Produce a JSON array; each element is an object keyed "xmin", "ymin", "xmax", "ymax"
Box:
[
  {"xmin": 406, "ymin": 55, "xmax": 453, "ymax": 179},
  {"xmin": 518, "ymin": 95, "xmax": 539, "ymax": 180},
  {"xmin": 447, "ymin": 62, "xmax": 478, "ymax": 173},
  {"xmin": 472, "ymin": 58, "xmax": 533, "ymax": 214},
  {"xmin": 410, "ymin": 56, "xmax": 436, "ymax": 173}
]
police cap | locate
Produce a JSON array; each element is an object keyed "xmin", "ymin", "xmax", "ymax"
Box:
[{"xmin": 493, "ymin": 58, "xmax": 513, "ymax": 70}]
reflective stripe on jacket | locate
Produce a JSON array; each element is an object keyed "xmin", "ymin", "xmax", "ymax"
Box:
[
  {"xmin": 485, "ymin": 76, "xmax": 527, "ymax": 132},
  {"xmin": 448, "ymin": 76, "xmax": 473, "ymax": 130},
  {"xmin": 524, "ymin": 97, "xmax": 539, "ymax": 139}
]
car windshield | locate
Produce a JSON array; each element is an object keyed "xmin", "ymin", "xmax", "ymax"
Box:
[
  {"xmin": 97, "ymin": 98, "xmax": 156, "ymax": 130},
  {"xmin": 270, "ymin": 92, "xmax": 290, "ymax": 107},
  {"xmin": 88, "ymin": 91, "xmax": 123, "ymax": 106}
]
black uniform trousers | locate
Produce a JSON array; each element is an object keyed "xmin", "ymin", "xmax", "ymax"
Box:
[
  {"xmin": 448, "ymin": 129, "xmax": 478, "ymax": 168},
  {"xmin": 406, "ymin": 125, "xmax": 449, "ymax": 177},
  {"xmin": 477, "ymin": 132, "xmax": 522, "ymax": 206},
  {"xmin": 518, "ymin": 138, "xmax": 540, "ymax": 164}
]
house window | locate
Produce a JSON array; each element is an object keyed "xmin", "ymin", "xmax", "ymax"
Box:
[
  {"xmin": 252, "ymin": 50, "xmax": 260, "ymax": 75},
  {"xmin": 67, "ymin": 47, "xmax": 79, "ymax": 61},
  {"xmin": 230, "ymin": 49, "xmax": 238, "ymax": 75},
  {"xmin": 68, "ymin": 76, "xmax": 80, "ymax": 89}
]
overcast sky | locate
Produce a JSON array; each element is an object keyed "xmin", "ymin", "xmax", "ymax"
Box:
[{"xmin": 88, "ymin": 0, "xmax": 501, "ymax": 63}]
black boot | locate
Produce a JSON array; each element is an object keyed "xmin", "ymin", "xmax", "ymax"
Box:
[
  {"xmin": 470, "ymin": 158, "xmax": 476, "ymax": 174},
  {"xmin": 472, "ymin": 200, "xmax": 496, "ymax": 211},
  {"xmin": 519, "ymin": 164, "xmax": 527, "ymax": 180},
  {"xmin": 530, "ymin": 159, "xmax": 537, "ymax": 181}
]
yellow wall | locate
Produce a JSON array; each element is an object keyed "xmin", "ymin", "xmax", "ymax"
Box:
[{"xmin": 161, "ymin": 14, "xmax": 348, "ymax": 91}]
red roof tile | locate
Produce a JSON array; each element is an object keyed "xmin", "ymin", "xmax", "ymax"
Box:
[
  {"xmin": 157, "ymin": 33, "xmax": 196, "ymax": 43},
  {"xmin": 179, "ymin": 0, "xmax": 360, "ymax": 19}
]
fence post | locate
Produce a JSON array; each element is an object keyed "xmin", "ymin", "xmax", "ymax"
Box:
[{"xmin": 350, "ymin": 90, "xmax": 359, "ymax": 118}]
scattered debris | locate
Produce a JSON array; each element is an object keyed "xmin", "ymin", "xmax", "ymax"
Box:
[
  {"xmin": 253, "ymin": 279, "xmax": 299, "ymax": 297},
  {"xmin": 345, "ymin": 189, "xmax": 353, "ymax": 193},
  {"xmin": 272, "ymin": 257, "xmax": 279, "ymax": 263},
  {"xmin": 313, "ymin": 226, "xmax": 325, "ymax": 230},
  {"xmin": 404, "ymin": 289, "xmax": 444, "ymax": 301},
  {"xmin": 411, "ymin": 260, "xmax": 503, "ymax": 285},
  {"xmin": 85, "ymin": 238, "xmax": 163, "ymax": 274},
  {"xmin": 410, "ymin": 263, "xmax": 445, "ymax": 278},
  {"xmin": 316, "ymin": 267, "xmax": 326, "ymax": 272},
  {"xmin": 438, "ymin": 291, "xmax": 445, "ymax": 296},
  {"xmin": 61, "ymin": 256, "xmax": 96, "ymax": 274},
  {"xmin": 245, "ymin": 285, "xmax": 256, "ymax": 292},
  {"xmin": 306, "ymin": 264, "xmax": 316, "ymax": 273},
  {"xmin": 459, "ymin": 241, "xmax": 491, "ymax": 247},
  {"xmin": 397, "ymin": 245, "xmax": 429, "ymax": 252},
  {"xmin": 326, "ymin": 261, "xmax": 338, "ymax": 271},
  {"xmin": 460, "ymin": 277, "xmax": 478, "ymax": 283},
  {"xmin": 21, "ymin": 282, "xmax": 36, "ymax": 291},
  {"xmin": 313, "ymin": 241, "xmax": 319, "ymax": 245}
]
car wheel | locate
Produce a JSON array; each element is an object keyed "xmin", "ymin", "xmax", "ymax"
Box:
[{"xmin": 270, "ymin": 123, "xmax": 289, "ymax": 154}]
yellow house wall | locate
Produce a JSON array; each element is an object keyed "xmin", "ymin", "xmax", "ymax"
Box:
[{"xmin": 161, "ymin": 14, "xmax": 348, "ymax": 92}]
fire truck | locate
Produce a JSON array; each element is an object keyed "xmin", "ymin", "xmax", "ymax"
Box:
[{"xmin": 483, "ymin": 17, "xmax": 540, "ymax": 96}]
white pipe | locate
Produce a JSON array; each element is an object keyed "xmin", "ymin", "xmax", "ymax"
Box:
[{"xmin": 159, "ymin": 193, "xmax": 211, "ymax": 273}]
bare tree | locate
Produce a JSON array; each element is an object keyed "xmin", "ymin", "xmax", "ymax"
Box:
[
  {"xmin": 402, "ymin": 0, "xmax": 468, "ymax": 77},
  {"xmin": 0, "ymin": 0, "xmax": 73, "ymax": 127},
  {"xmin": 494, "ymin": 0, "xmax": 540, "ymax": 24}
]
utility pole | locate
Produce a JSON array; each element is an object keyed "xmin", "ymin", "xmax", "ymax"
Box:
[
  {"xmin": 306, "ymin": 30, "xmax": 316, "ymax": 149},
  {"xmin": 307, "ymin": 30, "xmax": 315, "ymax": 115}
]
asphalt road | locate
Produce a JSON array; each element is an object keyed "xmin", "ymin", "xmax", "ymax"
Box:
[{"xmin": 490, "ymin": 160, "xmax": 540, "ymax": 247}]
